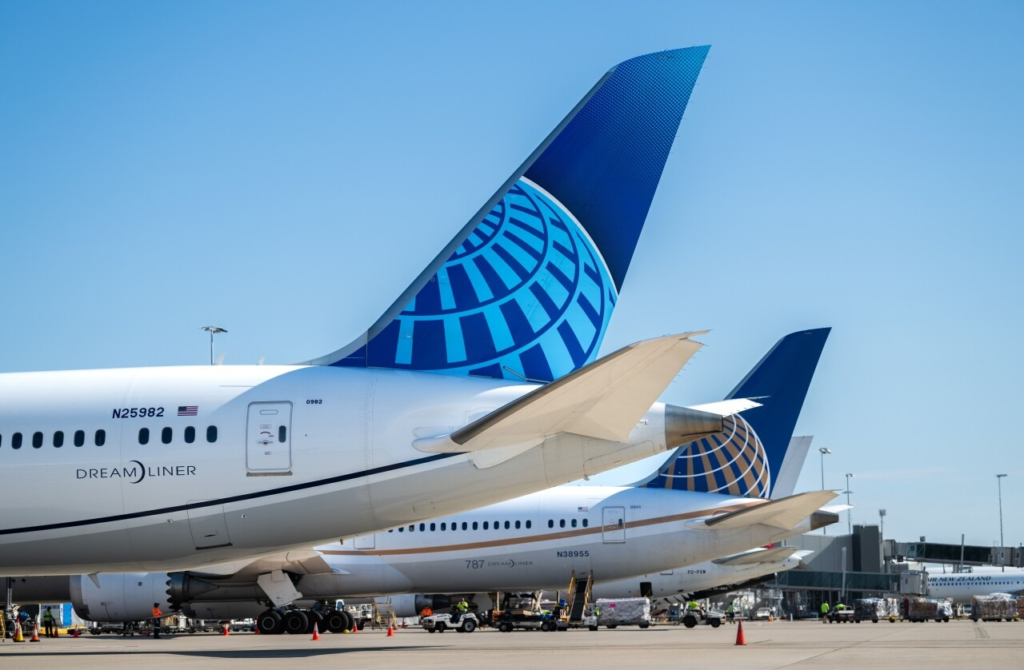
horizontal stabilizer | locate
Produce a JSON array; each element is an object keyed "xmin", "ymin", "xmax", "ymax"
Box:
[
  {"xmin": 695, "ymin": 490, "xmax": 838, "ymax": 531},
  {"xmin": 415, "ymin": 332, "xmax": 706, "ymax": 453},
  {"xmin": 687, "ymin": 398, "xmax": 762, "ymax": 417},
  {"xmin": 713, "ymin": 546, "xmax": 805, "ymax": 566}
]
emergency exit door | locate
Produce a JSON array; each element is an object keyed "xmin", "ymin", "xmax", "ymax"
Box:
[
  {"xmin": 246, "ymin": 402, "xmax": 292, "ymax": 475},
  {"xmin": 602, "ymin": 506, "xmax": 626, "ymax": 543}
]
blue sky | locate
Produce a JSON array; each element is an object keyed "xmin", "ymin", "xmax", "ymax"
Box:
[{"xmin": 1, "ymin": 1, "xmax": 1021, "ymax": 547}]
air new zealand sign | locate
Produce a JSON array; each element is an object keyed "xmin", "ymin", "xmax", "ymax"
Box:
[{"xmin": 76, "ymin": 461, "xmax": 197, "ymax": 484}]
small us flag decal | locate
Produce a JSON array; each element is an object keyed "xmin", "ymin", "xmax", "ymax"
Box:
[{"xmin": 178, "ymin": 406, "xmax": 198, "ymax": 416}]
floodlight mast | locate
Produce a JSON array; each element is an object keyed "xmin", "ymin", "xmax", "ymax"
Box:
[{"xmin": 200, "ymin": 326, "xmax": 227, "ymax": 365}]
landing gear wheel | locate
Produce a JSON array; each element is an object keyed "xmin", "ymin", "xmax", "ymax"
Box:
[
  {"xmin": 462, "ymin": 619, "xmax": 477, "ymax": 633},
  {"xmin": 324, "ymin": 610, "xmax": 348, "ymax": 634},
  {"xmin": 307, "ymin": 611, "xmax": 324, "ymax": 634},
  {"xmin": 257, "ymin": 610, "xmax": 284, "ymax": 635},
  {"xmin": 283, "ymin": 609, "xmax": 309, "ymax": 635}
]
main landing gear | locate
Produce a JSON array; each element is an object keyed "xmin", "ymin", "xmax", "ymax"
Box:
[{"xmin": 257, "ymin": 607, "xmax": 357, "ymax": 635}]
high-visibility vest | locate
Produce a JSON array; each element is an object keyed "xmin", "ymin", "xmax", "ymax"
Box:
[
  {"xmin": 821, "ymin": 603, "xmax": 830, "ymax": 613},
  {"xmin": 43, "ymin": 611, "xmax": 54, "ymax": 622}
]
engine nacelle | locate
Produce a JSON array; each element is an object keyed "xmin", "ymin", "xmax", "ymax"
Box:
[
  {"xmin": 70, "ymin": 573, "xmax": 174, "ymax": 622},
  {"xmin": 381, "ymin": 594, "xmax": 453, "ymax": 617}
]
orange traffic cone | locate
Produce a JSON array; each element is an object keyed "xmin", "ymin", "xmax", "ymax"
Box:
[
  {"xmin": 73, "ymin": 628, "xmax": 80, "ymax": 638},
  {"xmin": 311, "ymin": 623, "xmax": 321, "ymax": 641},
  {"xmin": 29, "ymin": 626, "xmax": 41, "ymax": 642},
  {"xmin": 351, "ymin": 622, "xmax": 358, "ymax": 634},
  {"xmin": 222, "ymin": 623, "xmax": 230, "ymax": 636},
  {"xmin": 735, "ymin": 620, "xmax": 747, "ymax": 646},
  {"xmin": 253, "ymin": 625, "xmax": 260, "ymax": 635},
  {"xmin": 13, "ymin": 623, "xmax": 24, "ymax": 642},
  {"xmin": 386, "ymin": 625, "xmax": 394, "ymax": 637}
]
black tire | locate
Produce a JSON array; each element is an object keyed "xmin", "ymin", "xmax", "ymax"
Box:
[
  {"xmin": 257, "ymin": 610, "xmax": 284, "ymax": 635},
  {"xmin": 343, "ymin": 611, "xmax": 356, "ymax": 632},
  {"xmin": 589, "ymin": 626, "xmax": 599, "ymax": 631},
  {"xmin": 710, "ymin": 619, "xmax": 720, "ymax": 629},
  {"xmin": 428, "ymin": 628, "xmax": 436, "ymax": 633},
  {"xmin": 283, "ymin": 609, "xmax": 309, "ymax": 635},
  {"xmin": 436, "ymin": 623, "xmax": 446, "ymax": 633},
  {"xmin": 323, "ymin": 610, "xmax": 348, "ymax": 634},
  {"xmin": 639, "ymin": 622, "xmax": 650, "ymax": 629},
  {"xmin": 462, "ymin": 619, "xmax": 477, "ymax": 633},
  {"xmin": 540, "ymin": 622, "xmax": 551, "ymax": 632},
  {"xmin": 307, "ymin": 611, "xmax": 324, "ymax": 634},
  {"xmin": 499, "ymin": 622, "xmax": 512, "ymax": 633},
  {"xmin": 683, "ymin": 617, "xmax": 696, "ymax": 629}
]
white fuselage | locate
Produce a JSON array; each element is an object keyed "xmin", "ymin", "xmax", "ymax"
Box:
[
  {"xmin": 0, "ymin": 365, "xmax": 676, "ymax": 575},
  {"xmin": 927, "ymin": 568, "xmax": 1024, "ymax": 604},
  {"xmin": 285, "ymin": 487, "xmax": 823, "ymax": 597}
]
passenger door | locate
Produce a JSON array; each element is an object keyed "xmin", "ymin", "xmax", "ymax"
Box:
[
  {"xmin": 602, "ymin": 506, "xmax": 626, "ymax": 543},
  {"xmin": 246, "ymin": 402, "xmax": 293, "ymax": 475}
]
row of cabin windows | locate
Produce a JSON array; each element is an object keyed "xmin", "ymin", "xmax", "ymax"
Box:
[
  {"xmin": 0, "ymin": 425, "xmax": 218, "ymax": 449},
  {"xmin": 137, "ymin": 426, "xmax": 218, "ymax": 445},
  {"xmin": 391, "ymin": 519, "xmax": 535, "ymax": 533},
  {"xmin": 387, "ymin": 518, "xmax": 590, "ymax": 533},
  {"xmin": 1, "ymin": 429, "xmax": 106, "ymax": 449}
]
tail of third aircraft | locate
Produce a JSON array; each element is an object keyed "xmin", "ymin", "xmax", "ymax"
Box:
[
  {"xmin": 635, "ymin": 328, "xmax": 830, "ymax": 498},
  {"xmin": 307, "ymin": 47, "xmax": 710, "ymax": 382}
]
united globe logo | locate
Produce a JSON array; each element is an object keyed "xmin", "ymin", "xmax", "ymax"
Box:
[
  {"xmin": 373, "ymin": 177, "xmax": 617, "ymax": 381},
  {"xmin": 645, "ymin": 415, "xmax": 771, "ymax": 498}
]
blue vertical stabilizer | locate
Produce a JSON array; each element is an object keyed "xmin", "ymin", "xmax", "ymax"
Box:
[
  {"xmin": 309, "ymin": 48, "xmax": 710, "ymax": 381},
  {"xmin": 636, "ymin": 329, "xmax": 830, "ymax": 497}
]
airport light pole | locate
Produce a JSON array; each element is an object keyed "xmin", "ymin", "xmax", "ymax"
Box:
[
  {"xmin": 819, "ymin": 448, "xmax": 831, "ymax": 534},
  {"xmin": 200, "ymin": 326, "xmax": 227, "ymax": 365},
  {"xmin": 997, "ymin": 474, "xmax": 1007, "ymax": 569},
  {"xmin": 844, "ymin": 473, "xmax": 854, "ymax": 535}
]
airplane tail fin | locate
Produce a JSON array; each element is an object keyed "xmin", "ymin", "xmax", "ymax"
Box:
[
  {"xmin": 635, "ymin": 328, "xmax": 830, "ymax": 498},
  {"xmin": 307, "ymin": 47, "xmax": 710, "ymax": 381}
]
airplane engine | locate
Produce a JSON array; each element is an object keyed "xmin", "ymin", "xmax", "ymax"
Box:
[
  {"xmin": 70, "ymin": 573, "xmax": 174, "ymax": 622},
  {"xmin": 382, "ymin": 594, "xmax": 453, "ymax": 617}
]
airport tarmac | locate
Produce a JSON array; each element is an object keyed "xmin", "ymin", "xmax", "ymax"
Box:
[{"xmin": 2, "ymin": 620, "xmax": 1023, "ymax": 669}]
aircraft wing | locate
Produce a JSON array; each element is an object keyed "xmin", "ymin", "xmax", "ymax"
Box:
[
  {"xmin": 415, "ymin": 332, "xmax": 706, "ymax": 453},
  {"xmin": 190, "ymin": 550, "xmax": 344, "ymax": 582},
  {"xmin": 713, "ymin": 546, "xmax": 806, "ymax": 566},
  {"xmin": 694, "ymin": 490, "xmax": 838, "ymax": 531}
]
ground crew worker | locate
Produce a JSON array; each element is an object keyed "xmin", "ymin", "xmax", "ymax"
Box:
[
  {"xmin": 42, "ymin": 606, "xmax": 56, "ymax": 638},
  {"xmin": 152, "ymin": 603, "xmax": 163, "ymax": 639},
  {"xmin": 420, "ymin": 606, "xmax": 432, "ymax": 618},
  {"xmin": 820, "ymin": 601, "xmax": 830, "ymax": 623},
  {"xmin": 726, "ymin": 603, "xmax": 736, "ymax": 624},
  {"xmin": 453, "ymin": 598, "xmax": 469, "ymax": 623}
]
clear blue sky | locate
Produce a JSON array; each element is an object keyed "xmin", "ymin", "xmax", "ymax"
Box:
[{"xmin": 1, "ymin": 1, "xmax": 1021, "ymax": 548}]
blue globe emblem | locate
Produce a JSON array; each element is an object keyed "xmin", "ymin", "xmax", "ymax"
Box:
[
  {"xmin": 383, "ymin": 177, "xmax": 617, "ymax": 381},
  {"xmin": 649, "ymin": 415, "xmax": 771, "ymax": 498}
]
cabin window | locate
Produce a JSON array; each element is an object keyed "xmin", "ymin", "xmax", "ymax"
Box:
[
  {"xmin": 483, "ymin": 521, "xmax": 489, "ymax": 530},
  {"xmin": 162, "ymin": 427, "xmax": 172, "ymax": 444},
  {"xmin": 12, "ymin": 432, "xmax": 22, "ymax": 449},
  {"xmin": 559, "ymin": 519, "xmax": 566, "ymax": 528},
  {"xmin": 515, "ymin": 520, "xmax": 521, "ymax": 529},
  {"xmin": 419, "ymin": 523, "xmax": 425, "ymax": 532},
  {"xmin": 74, "ymin": 430, "xmax": 85, "ymax": 447},
  {"xmin": 95, "ymin": 429, "xmax": 106, "ymax": 446},
  {"xmin": 494, "ymin": 521, "xmax": 499, "ymax": 530},
  {"xmin": 440, "ymin": 522, "xmax": 446, "ymax": 531},
  {"xmin": 138, "ymin": 428, "xmax": 150, "ymax": 445},
  {"xmin": 278, "ymin": 425, "xmax": 287, "ymax": 443},
  {"xmin": 408, "ymin": 525, "xmax": 414, "ymax": 532},
  {"xmin": 548, "ymin": 520, "xmax": 554, "ymax": 528},
  {"xmin": 206, "ymin": 426, "xmax": 218, "ymax": 443},
  {"xmin": 53, "ymin": 431, "xmax": 64, "ymax": 448},
  {"xmin": 472, "ymin": 521, "xmax": 478, "ymax": 530},
  {"xmin": 398, "ymin": 526, "xmax": 404, "ymax": 532},
  {"xmin": 526, "ymin": 520, "xmax": 532, "ymax": 529},
  {"xmin": 582, "ymin": 519, "xmax": 589, "ymax": 528},
  {"xmin": 32, "ymin": 431, "xmax": 43, "ymax": 448},
  {"xmin": 462, "ymin": 522, "xmax": 468, "ymax": 531},
  {"xmin": 571, "ymin": 519, "xmax": 578, "ymax": 528},
  {"xmin": 184, "ymin": 426, "xmax": 195, "ymax": 444},
  {"xmin": 430, "ymin": 523, "xmax": 436, "ymax": 531},
  {"xmin": 504, "ymin": 521, "xmax": 510, "ymax": 530}
]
